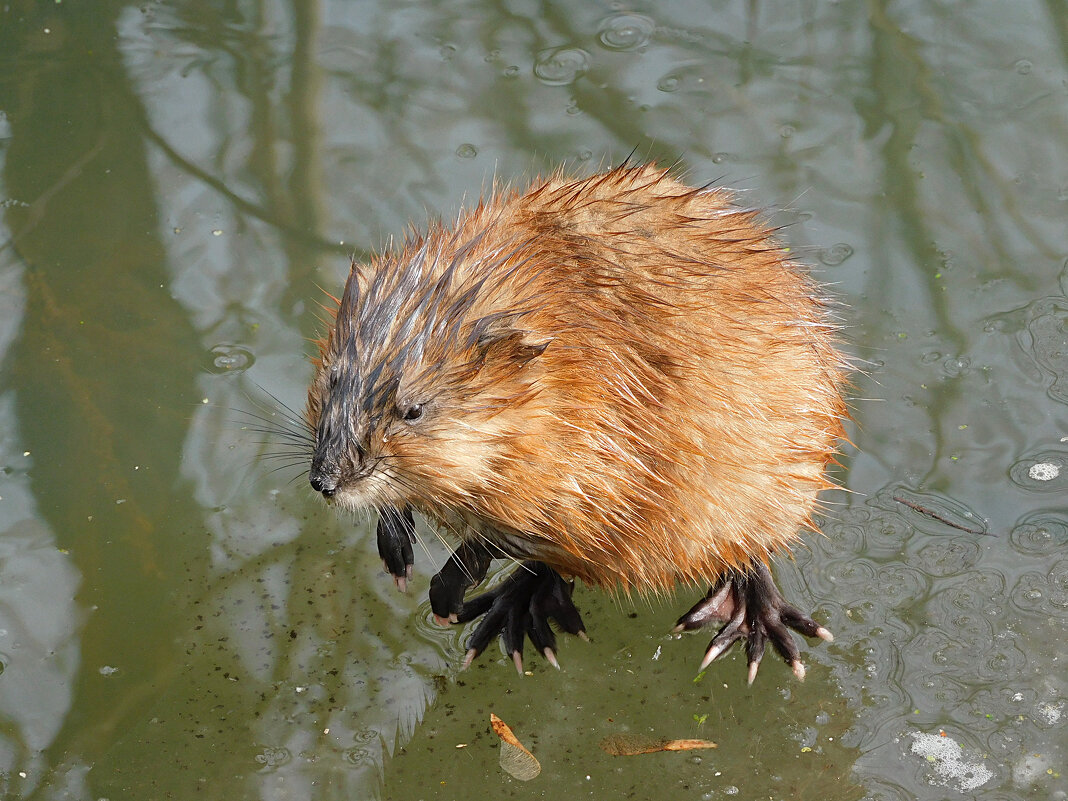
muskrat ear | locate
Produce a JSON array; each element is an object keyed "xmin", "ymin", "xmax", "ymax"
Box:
[{"xmin": 476, "ymin": 330, "xmax": 549, "ymax": 367}]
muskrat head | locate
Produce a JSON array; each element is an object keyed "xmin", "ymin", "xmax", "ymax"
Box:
[{"xmin": 305, "ymin": 246, "xmax": 548, "ymax": 515}]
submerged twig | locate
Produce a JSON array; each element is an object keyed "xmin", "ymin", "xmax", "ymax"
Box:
[{"xmin": 891, "ymin": 493, "xmax": 988, "ymax": 535}]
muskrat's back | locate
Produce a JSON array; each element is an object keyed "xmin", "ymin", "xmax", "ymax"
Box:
[{"xmin": 307, "ymin": 164, "xmax": 846, "ymax": 596}]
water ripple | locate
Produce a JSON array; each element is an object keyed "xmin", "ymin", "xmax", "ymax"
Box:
[
  {"xmin": 596, "ymin": 14, "xmax": 655, "ymax": 51},
  {"xmin": 533, "ymin": 47, "xmax": 590, "ymax": 86}
]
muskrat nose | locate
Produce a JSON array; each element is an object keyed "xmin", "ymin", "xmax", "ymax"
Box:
[{"xmin": 309, "ymin": 473, "xmax": 337, "ymax": 497}]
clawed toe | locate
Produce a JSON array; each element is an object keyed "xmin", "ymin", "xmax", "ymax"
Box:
[{"xmin": 679, "ymin": 562, "xmax": 830, "ymax": 684}]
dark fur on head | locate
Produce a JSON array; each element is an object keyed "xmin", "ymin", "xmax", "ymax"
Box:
[{"xmin": 307, "ymin": 222, "xmax": 551, "ymax": 516}]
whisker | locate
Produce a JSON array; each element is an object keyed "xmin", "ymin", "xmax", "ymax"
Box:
[
  {"xmin": 231, "ymin": 400, "xmax": 309, "ymax": 429},
  {"xmin": 235, "ymin": 425, "xmax": 313, "ymax": 443},
  {"xmin": 255, "ymin": 383, "xmax": 311, "ymax": 426},
  {"xmin": 263, "ymin": 462, "xmax": 311, "ymax": 479},
  {"xmin": 253, "ymin": 454, "xmax": 311, "ymax": 467},
  {"xmin": 229, "ymin": 411, "xmax": 313, "ymax": 442},
  {"xmin": 258, "ymin": 457, "xmax": 313, "ymax": 469},
  {"xmin": 234, "ymin": 430, "xmax": 310, "ymax": 450},
  {"xmin": 282, "ymin": 470, "xmax": 312, "ymax": 487},
  {"xmin": 470, "ymin": 529, "xmax": 525, "ymax": 575},
  {"xmin": 255, "ymin": 446, "xmax": 311, "ymax": 458}
]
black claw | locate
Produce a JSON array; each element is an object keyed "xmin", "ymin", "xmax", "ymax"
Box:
[
  {"xmin": 763, "ymin": 616, "xmax": 801, "ymax": 664},
  {"xmin": 746, "ymin": 623, "xmax": 767, "ymax": 663},
  {"xmin": 537, "ymin": 574, "xmax": 585, "ymax": 636},
  {"xmin": 464, "ymin": 603, "xmax": 505, "ymax": 656},
  {"xmin": 376, "ymin": 506, "xmax": 416, "ymax": 585},
  {"xmin": 682, "ymin": 561, "xmax": 830, "ymax": 681},
  {"xmin": 527, "ymin": 595, "xmax": 558, "ymax": 655},
  {"xmin": 699, "ymin": 608, "xmax": 746, "ymax": 670},
  {"xmin": 501, "ymin": 589, "xmax": 529, "ymax": 659}
]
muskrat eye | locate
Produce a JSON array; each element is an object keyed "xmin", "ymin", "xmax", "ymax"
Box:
[{"xmin": 402, "ymin": 403, "xmax": 424, "ymax": 422}]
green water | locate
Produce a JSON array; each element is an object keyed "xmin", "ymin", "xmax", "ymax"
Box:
[{"xmin": 0, "ymin": 1, "xmax": 1065, "ymax": 799}]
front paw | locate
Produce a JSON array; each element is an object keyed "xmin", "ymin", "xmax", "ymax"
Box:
[{"xmin": 376, "ymin": 506, "xmax": 416, "ymax": 591}]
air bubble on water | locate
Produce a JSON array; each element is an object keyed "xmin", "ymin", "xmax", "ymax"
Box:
[
  {"xmin": 352, "ymin": 728, "xmax": 377, "ymax": 745},
  {"xmin": 1014, "ymin": 59, "xmax": 1033, "ymax": 75},
  {"xmin": 657, "ymin": 74, "xmax": 681, "ymax": 92},
  {"xmin": 597, "ymin": 14, "xmax": 655, "ymax": 51},
  {"xmin": 455, "ymin": 143, "xmax": 478, "ymax": 159},
  {"xmin": 343, "ymin": 747, "xmax": 372, "ymax": 766},
  {"xmin": 208, "ymin": 344, "xmax": 254, "ymax": 374},
  {"xmin": 942, "ymin": 356, "xmax": 970, "ymax": 377},
  {"xmin": 256, "ymin": 746, "xmax": 291, "ymax": 768},
  {"xmin": 533, "ymin": 47, "xmax": 590, "ymax": 86},
  {"xmin": 818, "ymin": 243, "xmax": 854, "ymax": 266}
]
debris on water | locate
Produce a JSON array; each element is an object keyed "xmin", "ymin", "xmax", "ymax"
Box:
[
  {"xmin": 909, "ymin": 730, "xmax": 993, "ymax": 792},
  {"xmin": 888, "ymin": 487, "xmax": 988, "ymax": 535},
  {"xmin": 490, "ymin": 713, "xmax": 540, "ymax": 781},
  {"xmin": 599, "ymin": 734, "xmax": 718, "ymax": 756},
  {"xmin": 1009, "ymin": 450, "xmax": 1068, "ymax": 492},
  {"xmin": 1027, "ymin": 462, "xmax": 1060, "ymax": 481}
]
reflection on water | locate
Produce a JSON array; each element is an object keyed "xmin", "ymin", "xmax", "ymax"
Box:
[{"xmin": 0, "ymin": 1, "xmax": 1066, "ymax": 799}]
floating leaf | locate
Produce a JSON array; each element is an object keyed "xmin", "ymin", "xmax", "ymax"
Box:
[{"xmin": 490, "ymin": 714, "xmax": 541, "ymax": 781}]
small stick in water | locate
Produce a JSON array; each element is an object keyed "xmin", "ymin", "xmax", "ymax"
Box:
[
  {"xmin": 599, "ymin": 734, "xmax": 718, "ymax": 756},
  {"xmin": 891, "ymin": 492, "xmax": 988, "ymax": 535}
]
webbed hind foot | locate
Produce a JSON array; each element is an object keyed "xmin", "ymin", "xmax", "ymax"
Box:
[{"xmin": 674, "ymin": 562, "xmax": 832, "ymax": 684}]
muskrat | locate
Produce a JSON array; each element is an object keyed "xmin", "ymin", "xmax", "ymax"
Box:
[{"xmin": 306, "ymin": 163, "xmax": 847, "ymax": 682}]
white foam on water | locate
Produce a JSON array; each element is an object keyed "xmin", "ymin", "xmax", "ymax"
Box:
[{"xmin": 909, "ymin": 731, "xmax": 994, "ymax": 792}]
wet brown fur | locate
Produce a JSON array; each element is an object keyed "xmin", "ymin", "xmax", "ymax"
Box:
[{"xmin": 306, "ymin": 165, "xmax": 848, "ymax": 594}]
